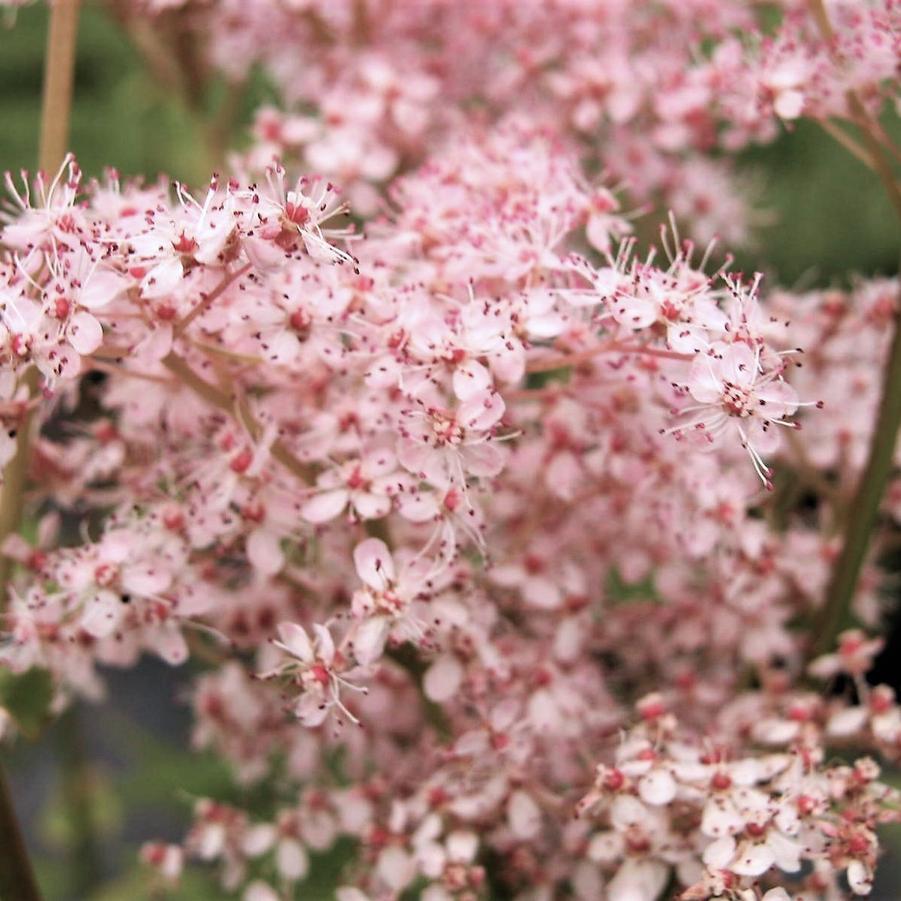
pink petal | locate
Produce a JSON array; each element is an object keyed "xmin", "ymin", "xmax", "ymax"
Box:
[
  {"xmin": 351, "ymin": 615, "xmax": 390, "ymax": 665},
  {"xmin": 731, "ymin": 841, "xmax": 775, "ymax": 877},
  {"xmin": 507, "ymin": 790, "xmax": 542, "ymax": 840},
  {"xmin": 246, "ymin": 528, "xmax": 285, "ymax": 575},
  {"xmin": 151, "ymin": 623, "xmax": 189, "ymax": 666},
  {"xmin": 458, "ymin": 391, "xmax": 505, "ymax": 431},
  {"xmin": 352, "ymin": 491, "xmax": 391, "ymax": 520},
  {"xmin": 460, "ymin": 442, "xmax": 505, "ymax": 478},
  {"xmin": 276, "ymin": 838, "xmax": 309, "ymax": 881},
  {"xmin": 353, "ymin": 538, "xmax": 395, "ymax": 590},
  {"xmin": 80, "ymin": 268, "xmax": 127, "ymax": 309},
  {"xmin": 81, "ymin": 590, "xmax": 125, "ymax": 638},
  {"xmin": 311, "ymin": 623, "xmax": 335, "ymax": 663},
  {"xmin": 522, "ymin": 575, "xmax": 563, "ymax": 610},
  {"xmin": 141, "ymin": 257, "xmax": 183, "ymax": 299},
  {"xmin": 638, "ymin": 769, "xmax": 677, "ymax": 806},
  {"xmin": 68, "ymin": 312, "xmax": 103, "ymax": 355},
  {"xmin": 301, "ymin": 489, "xmax": 349, "ymax": 523},
  {"xmin": 122, "ymin": 564, "xmax": 171, "ymax": 596},
  {"xmin": 452, "ymin": 359, "xmax": 492, "ymax": 401},
  {"xmin": 295, "ymin": 691, "xmax": 329, "ymax": 727},
  {"xmin": 277, "ymin": 622, "xmax": 314, "ymax": 663},
  {"xmin": 423, "ymin": 654, "xmax": 463, "ymax": 702}
]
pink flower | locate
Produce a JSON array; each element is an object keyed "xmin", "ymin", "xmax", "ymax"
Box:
[
  {"xmin": 263, "ymin": 622, "xmax": 367, "ymax": 727},
  {"xmin": 672, "ymin": 341, "xmax": 801, "ymax": 487},
  {"xmin": 349, "ymin": 538, "xmax": 437, "ymax": 665},
  {"xmin": 397, "ymin": 391, "xmax": 507, "ymax": 487},
  {"xmin": 301, "ymin": 451, "xmax": 400, "ymax": 523}
]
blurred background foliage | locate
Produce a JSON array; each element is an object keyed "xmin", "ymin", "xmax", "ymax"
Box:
[
  {"xmin": 0, "ymin": 4, "xmax": 896, "ymax": 285},
  {"xmin": 0, "ymin": 3, "xmax": 897, "ymax": 900}
]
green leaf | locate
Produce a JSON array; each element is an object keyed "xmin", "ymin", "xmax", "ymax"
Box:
[
  {"xmin": 0, "ymin": 667, "xmax": 54, "ymax": 739},
  {"xmin": 605, "ymin": 568, "xmax": 657, "ymax": 605}
]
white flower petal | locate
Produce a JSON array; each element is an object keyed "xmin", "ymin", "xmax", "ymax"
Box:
[
  {"xmin": 276, "ymin": 838, "xmax": 309, "ymax": 881},
  {"xmin": 731, "ymin": 841, "xmax": 775, "ymax": 877},
  {"xmin": 638, "ymin": 769, "xmax": 677, "ymax": 806}
]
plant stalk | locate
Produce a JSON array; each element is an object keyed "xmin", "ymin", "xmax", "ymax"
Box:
[
  {"xmin": 55, "ymin": 708, "xmax": 103, "ymax": 895},
  {"xmin": 0, "ymin": 0, "xmax": 81, "ymax": 606},
  {"xmin": 38, "ymin": 0, "xmax": 81, "ymax": 175},
  {"xmin": 814, "ymin": 281, "xmax": 901, "ymax": 654},
  {"xmin": 0, "ymin": 5, "xmax": 82, "ymax": 901},
  {"xmin": 0, "ymin": 762, "xmax": 42, "ymax": 901},
  {"xmin": 806, "ymin": 0, "xmax": 901, "ymax": 654}
]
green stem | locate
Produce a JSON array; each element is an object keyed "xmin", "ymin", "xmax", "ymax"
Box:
[
  {"xmin": 805, "ymin": 0, "xmax": 901, "ymax": 655},
  {"xmin": 0, "ymin": 762, "xmax": 42, "ymax": 901},
  {"xmin": 1, "ymin": 0, "xmax": 81, "ymax": 604},
  {"xmin": 0, "ymin": 5, "xmax": 83, "ymax": 900},
  {"xmin": 813, "ymin": 282, "xmax": 901, "ymax": 654},
  {"xmin": 0, "ymin": 371, "xmax": 37, "ymax": 607},
  {"xmin": 38, "ymin": 0, "xmax": 81, "ymax": 175},
  {"xmin": 55, "ymin": 708, "xmax": 103, "ymax": 896}
]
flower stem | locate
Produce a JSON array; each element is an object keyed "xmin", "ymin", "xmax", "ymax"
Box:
[
  {"xmin": 0, "ymin": 373, "xmax": 37, "ymax": 607},
  {"xmin": 814, "ymin": 281, "xmax": 901, "ymax": 655},
  {"xmin": 805, "ymin": 0, "xmax": 901, "ymax": 655},
  {"xmin": 0, "ymin": 6, "xmax": 82, "ymax": 899},
  {"xmin": 0, "ymin": 0, "xmax": 81, "ymax": 606},
  {"xmin": 0, "ymin": 762, "xmax": 42, "ymax": 900},
  {"xmin": 55, "ymin": 707, "xmax": 103, "ymax": 896},
  {"xmin": 38, "ymin": 0, "xmax": 81, "ymax": 175}
]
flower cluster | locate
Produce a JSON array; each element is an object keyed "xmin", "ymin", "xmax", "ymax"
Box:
[
  {"xmin": 1, "ymin": 1, "xmax": 900, "ymax": 899},
  {"xmin": 100, "ymin": 0, "xmax": 900, "ymax": 245}
]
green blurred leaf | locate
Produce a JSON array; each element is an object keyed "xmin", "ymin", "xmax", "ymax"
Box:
[
  {"xmin": 89, "ymin": 866, "xmax": 222, "ymax": 901},
  {"xmin": 0, "ymin": 667, "xmax": 54, "ymax": 738},
  {"xmin": 605, "ymin": 568, "xmax": 657, "ymax": 604},
  {"xmin": 40, "ymin": 765, "xmax": 121, "ymax": 849}
]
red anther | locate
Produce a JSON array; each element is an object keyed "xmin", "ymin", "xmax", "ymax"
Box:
[
  {"xmin": 284, "ymin": 201, "xmax": 310, "ymax": 226},
  {"xmin": 229, "ymin": 448, "xmax": 253, "ymax": 473},
  {"xmin": 172, "ymin": 232, "xmax": 198, "ymax": 254},
  {"xmin": 347, "ymin": 466, "xmax": 367, "ymax": 490},
  {"xmin": 491, "ymin": 732, "xmax": 510, "ymax": 751},
  {"xmin": 163, "ymin": 509, "xmax": 185, "ymax": 531},
  {"xmin": 94, "ymin": 563, "xmax": 117, "ymax": 586},
  {"xmin": 847, "ymin": 833, "xmax": 871, "ymax": 856},
  {"xmin": 290, "ymin": 309, "xmax": 312, "ymax": 332}
]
